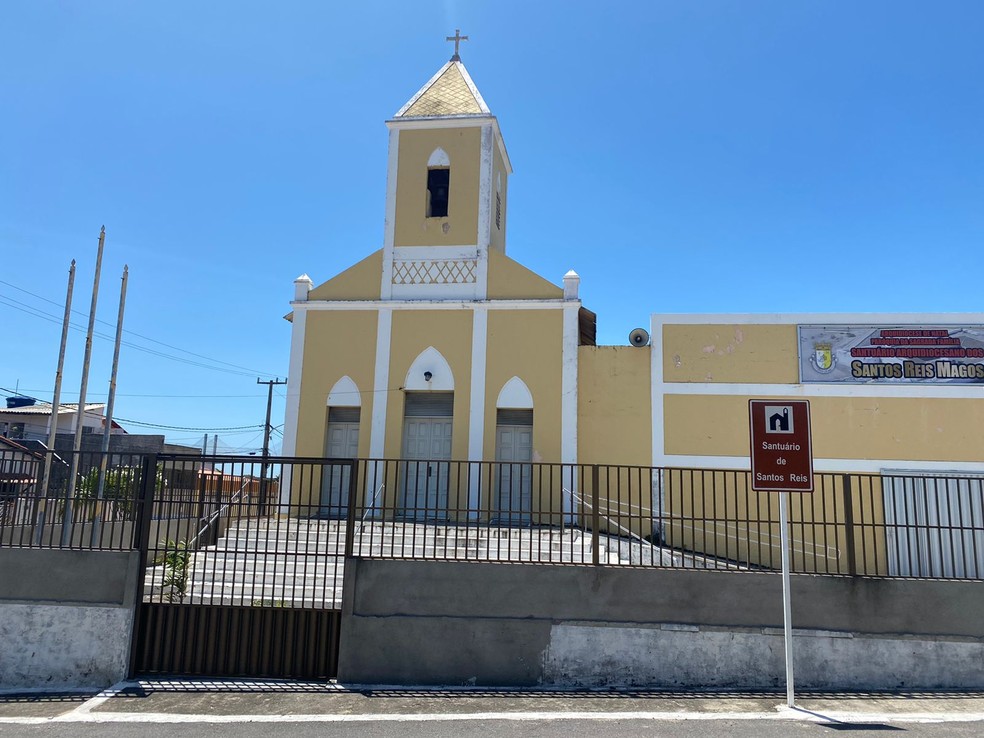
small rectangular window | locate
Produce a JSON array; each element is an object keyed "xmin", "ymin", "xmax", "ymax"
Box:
[
  {"xmin": 404, "ymin": 392, "xmax": 454, "ymax": 417},
  {"xmin": 496, "ymin": 409, "xmax": 532, "ymax": 426},
  {"xmin": 327, "ymin": 407, "xmax": 361, "ymax": 423},
  {"xmin": 495, "ymin": 192, "xmax": 501, "ymax": 230},
  {"xmin": 427, "ymin": 168, "xmax": 450, "ymax": 218}
]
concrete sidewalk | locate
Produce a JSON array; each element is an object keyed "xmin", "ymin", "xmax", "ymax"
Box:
[{"xmin": 2, "ymin": 680, "xmax": 984, "ymax": 725}]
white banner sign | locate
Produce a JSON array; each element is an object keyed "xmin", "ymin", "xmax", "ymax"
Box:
[{"xmin": 799, "ymin": 326, "xmax": 984, "ymax": 384}]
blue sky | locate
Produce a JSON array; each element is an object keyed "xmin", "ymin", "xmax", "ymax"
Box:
[{"xmin": 2, "ymin": 1, "xmax": 982, "ymax": 451}]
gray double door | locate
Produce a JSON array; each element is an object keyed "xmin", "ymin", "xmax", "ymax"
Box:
[
  {"xmin": 320, "ymin": 407, "xmax": 360, "ymax": 518},
  {"xmin": 494, "ymin": 409, "xmax": 533, "ymax": 523},
  {"xmin": 400, "ymin": 393, "xmax": 453, "ymax": 520}
]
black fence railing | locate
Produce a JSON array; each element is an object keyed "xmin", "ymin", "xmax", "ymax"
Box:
[
  {"xmin": 0, "ymin": 447, "xmax": 152, "ymax": 550},
  {"xmin": 3, "ymin": 450, "xmax": 983, "ymax": 606},
  {"xmin": 143, "ymin": 455, "xmax": 331, "ymax": 609},
  {"xmin": 0, "ymin": 449, "xmax": 278, "ymax": 552}
]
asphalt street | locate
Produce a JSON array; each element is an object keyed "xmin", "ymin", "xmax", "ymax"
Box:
[{"xmin": 2, "ymin": 681, "xmax": 983, "ymax": 737}]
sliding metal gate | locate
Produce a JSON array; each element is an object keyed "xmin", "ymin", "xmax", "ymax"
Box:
[{"xmin": 130, "ymin": 454, "xmax": 355, "ymax": 680}]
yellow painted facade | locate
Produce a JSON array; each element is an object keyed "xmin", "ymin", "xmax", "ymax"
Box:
[
  {"xmin": 664, "ymin": 393, "xmax": 984, "ymax": 463},
  {"xmin": 295, "ymin": 311, "xmax": 378, "ymax": 459},
  {"xmin": 662, "ymin": 324, "xmax": 798, "ymax": 384},
  {"xmin": 577, "ymin": 347, "xmax": 651, "ymax": 466},
  {"xmin": 394, "ymin": 127, "xmax": 482, "ymax": 248},
  {"xmin": 484, "ymin": 310, "xmax": 564, "ymax": 463},
  {"xmin": 308, "ymin": 250, "xmax": 382, "ymax": 301},
  {"xmin": 385, "ymin": 310, "xmax": 474, "ymax": 461},
  {"xmin": 486, "ymin": 249, "xmax": 563, "ymax": 300},
  {"xmin": 653, "ymin": 318, "xmax": 982, "ymax": 576}
]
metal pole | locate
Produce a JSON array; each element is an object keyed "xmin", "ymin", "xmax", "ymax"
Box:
[
  {"xmin": 36, "ymin": 259, "xmax": 76, "ymax": 543},
  {"xmin": 256, "ymin": 378, "xmax": 286, "ymax": 504},
  {"xmin": 127, "ymin": 452, "xmax": 157, "ymax": 679},
  {"xmin": 64, "ymin": 226, "xmax": 106, "ymax": 546},
  {"xmin": 779, "ymin": 492, "xmax": 795, "ymax": 708},
  {"xmin": 591, "ymin": 465, "xmax": 600, "ymax": 566},
  {"xmin": 91, "ymin": 264, "xmax": 127, "ymax": 546}
]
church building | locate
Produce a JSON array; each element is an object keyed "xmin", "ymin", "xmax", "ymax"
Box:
[
  {"xmin": 282, "ymin": 46, "xmax": 650, "ymax": 519},
  {"xmin": 281, "ymin": 41, "xmax": 984, "ymax": 577}
]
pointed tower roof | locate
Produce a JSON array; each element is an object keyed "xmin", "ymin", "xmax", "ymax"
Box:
[{"xmin": 393, "ymin": 60, "xmax": 491, "ymax": 119}]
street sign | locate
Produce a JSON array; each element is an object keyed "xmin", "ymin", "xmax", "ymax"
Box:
[
  {"xmin": 748, "ymin": 399, "xmax": 815, "ymax": 709},
  {"xmin": 748, "ymin": 400, "xmax": 814, "ymax": 493}
]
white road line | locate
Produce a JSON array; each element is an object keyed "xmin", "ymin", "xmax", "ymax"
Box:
[
  {"xmin": 70, "ymin": 681, "xmax": 133, "ymax": 716},
  {"xmin": 0, "ymin": 709, "xmax": 978, "ymax": 725}
]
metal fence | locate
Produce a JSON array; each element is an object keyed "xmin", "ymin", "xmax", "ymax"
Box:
[
  {"xmin": 4, "ymin": 449, "xmax": 983, "ymax": 589},
  {"xmin": 143, "ymin": 454, "xmax": 331, "ymax": 609},
  {"xmin": 333, "ymin": 459, "xmax": 984, "ymax": 581},
  {"xmin": 0, "ymin": 447, "xmax": 151, "ymax": 549},
  {"xmin": 0, "ymin": 449, "xmax": 278, "ymax": 552}
]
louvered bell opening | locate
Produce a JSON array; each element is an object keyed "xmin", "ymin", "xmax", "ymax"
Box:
[
  {"xmin": 328, "ymin": 407, "xmax": 361, "ymax": 423},
  {"xmin": 496, "ymin": 409, "xmax": 533, "ymax": 426},
  {"xmin": 403, "ymin": 392, "xmax": 454, "ymax": 417}
]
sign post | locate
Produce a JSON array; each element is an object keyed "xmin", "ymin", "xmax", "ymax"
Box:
[{"xmin": 748, "ymin": 400, "xmax": 814, "ymax": 708}]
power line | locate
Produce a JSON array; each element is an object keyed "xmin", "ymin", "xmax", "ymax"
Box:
[
  {"xmin": 0, "ymin": 278, "xmax": 278, "ymax": 376},
  {"xmin": 10, "ymin": 388, "xmax": 267, "ymax": 399},
  {"xmin": 114, "ymin": 417, "xmax": 265, "ymax": 432},
  {"xmin": 0, "ymin": 386, "xmax": 263, "ymax": 433},
  {"xmin": 0, "ymin": 291, "xmax": 281, "ymax": 378}
]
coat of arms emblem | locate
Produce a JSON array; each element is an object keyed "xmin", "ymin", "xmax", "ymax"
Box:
[{"xmin": 811, "ymin": 342, "xmax": 835, "ymax": 373}]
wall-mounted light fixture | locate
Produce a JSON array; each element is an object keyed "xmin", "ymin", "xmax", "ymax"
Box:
[{"xmin": 423, "ymin": 371, "xmax": 433, "ymax": 382}]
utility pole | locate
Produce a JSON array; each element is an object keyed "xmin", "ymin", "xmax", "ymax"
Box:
[
  {"xmin": 36, "ymin": 259, "xmax": 76, "ymax": 543},
  {"xmin": 256, "ymin": 377, "xmax": 286, "ymax": 505},
  {"xmin": 64, "ymin": 226, "xmax": 105, "ymax": 546},
  {"xmin": 91, "ymin": 264, "xmax": 128, "ymax": 546}
]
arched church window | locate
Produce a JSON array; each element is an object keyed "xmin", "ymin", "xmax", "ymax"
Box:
[
  {"xmin": 427, "ymin": 168, "xmax": 450, "ymax": 218},
  {"xmin": 426, "ymin": 148, "xmax": 451, "ymax": 218}
]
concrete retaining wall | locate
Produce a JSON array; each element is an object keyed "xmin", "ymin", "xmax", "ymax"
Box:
[
  {"xmin": 0, "ymin": 549, "xmax": 140, "ymax": 690},
  {"xmin": 338, "ymin": 558, "xmax": 984, "ymax": 689}
]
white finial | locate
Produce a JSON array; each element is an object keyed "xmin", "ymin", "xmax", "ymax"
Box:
[
  {"xmin": 294, "ymin": 273, "xmax": 313, "ymax": 301},
  {"xmin": 563, "ymin": 270, "xmax": 580, "ymax": 300}
]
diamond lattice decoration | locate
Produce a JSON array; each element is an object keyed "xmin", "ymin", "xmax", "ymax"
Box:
[{"xmin": 393, "ymin": 259, "xmax": 478, "ymax": 285}]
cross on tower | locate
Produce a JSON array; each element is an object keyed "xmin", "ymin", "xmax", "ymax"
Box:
[{"xmin": 446, "ymin": 29, "xmax": 468, "ymax": 61}]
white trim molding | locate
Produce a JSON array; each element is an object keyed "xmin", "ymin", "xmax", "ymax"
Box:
[
  {"xmin": 662, "ymin": 454, "xmax": 984, "ymax": 475},
  {"xmin": 477, "ymin": 126, "xmax": 493, "ymax": 250},
  {"xmin": 427, "ymin": 147, "xmax": 450, "ymax": 167},
  {"xmin": 652, "ymin": 311, "xmax": 984, "ymax": 326},
  {"xmin": 291, "ymin": 298, "xmax": 572, "ymax": 312},
  {"xmin": 467, "ymin": 309, "xmax": 488, "ymax": 517},
  {"xmin": 561, "ymin": 304, "xmax": 579, "ymax": 466},
  {"xmin": 496, "ymin": 376, "xmax": 533, "ymax": 409},
  {"xmin": 380, "ymin": 127, "xmax": 400, "ymax": 298},
  {"xmin": 327, "ymin": 376, "xmax": 361, "ymax": 407},
  {"xmin": 281, "ymin": 310, "xmax": 306, "ymax": 458},
  {"xmin": 660, "ymin": 382, "xmax": 984, "ymax": 400},
  {"xmin": 368, "ymin": 309, "xmax": 393, "ymax": 459},
  {"xmin": 404, "ymin": 347, "xmax": 454, "ymax": 391},
  {"xmin": 279, "ymin": 302, "xmax": 307, "ymax": 512}
]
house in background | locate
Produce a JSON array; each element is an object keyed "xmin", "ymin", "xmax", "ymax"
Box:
[
  {"xmin": 0, "ymin": 396, "xmax": 115, "ymax": 443},
  {"xmin": 0, "ymin": 436, "xmax": 44, "ymax": 503},
  {"xmin": 0, "ymin": 395, "xmax": 199, "ymax": 455}
]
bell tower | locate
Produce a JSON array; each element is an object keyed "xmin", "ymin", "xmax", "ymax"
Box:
[{"xmin": 380, "ymin": 37, "xmax": 512, "ymax": 300}]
